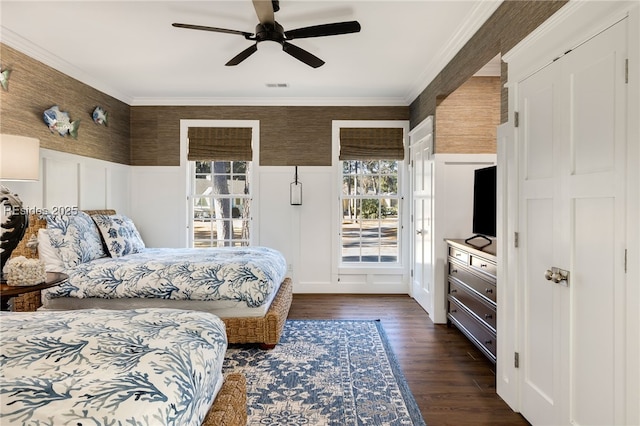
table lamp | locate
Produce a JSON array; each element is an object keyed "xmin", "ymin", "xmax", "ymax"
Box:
[{"xmin": 0, "ymin": 134, "xmax": 40, "ymax": 279}]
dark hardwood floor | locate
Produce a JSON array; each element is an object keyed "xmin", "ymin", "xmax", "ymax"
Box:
[{"xmin": 287, "ymin": 294, "xmax": 530, "ymax": 426}]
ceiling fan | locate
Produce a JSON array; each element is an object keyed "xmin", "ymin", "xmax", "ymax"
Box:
[{"xmin": 172, "ymin": 0, "xmax": 361, "ymax": 68}]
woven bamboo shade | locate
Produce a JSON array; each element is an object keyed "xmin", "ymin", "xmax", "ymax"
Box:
[
  {"xmin": 187, "ymin": 127, "xmax": 252, "ymax": 161},
  {"xmin": 339, "ymin": 127, "xmax": 404, "ymax": 160}
]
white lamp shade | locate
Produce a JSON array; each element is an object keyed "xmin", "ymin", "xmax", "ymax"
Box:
[{"xmin": 0, "ymin": 134, "xmax": 40, "ymax": 181}]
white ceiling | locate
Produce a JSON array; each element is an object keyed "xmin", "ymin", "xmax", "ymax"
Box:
[{"xmin": 0, "ymin": 0, "xmax": 502, "ymax": 106}]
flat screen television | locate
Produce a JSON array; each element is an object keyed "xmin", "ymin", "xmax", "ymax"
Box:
[{"xmin": 466, "ymin": 165, "xmax": 496, "ymax": 248}]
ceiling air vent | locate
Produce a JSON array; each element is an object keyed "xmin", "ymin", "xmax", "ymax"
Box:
[{"xmin": 266, "ymin": 83, "xmax": 289, "ymax": 88}]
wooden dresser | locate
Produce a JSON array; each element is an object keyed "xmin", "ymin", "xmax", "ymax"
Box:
[{"xmin": 446, "ymin": 239, "xmax": 497, "ymax": 363}]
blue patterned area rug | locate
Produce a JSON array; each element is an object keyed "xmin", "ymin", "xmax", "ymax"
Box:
[{"xmin": 222, "ymin": 320, "xmax": 426, "ymax": 426}]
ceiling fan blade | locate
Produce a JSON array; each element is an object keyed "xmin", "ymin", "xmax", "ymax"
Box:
[
  {"xmin": 282, "ymin": 41, "xmax": 325, "ymax": 68},
  {"xmin": 285, "ymin": 21, "xmax": 361, "ymax": 40},
  {"xmin": 225, "ymin": 44, "xmax": 258, "ymax": 66},
  {"xmin": 252, "ymin": 0, "xmax": 275, "ymax": 25},
  {"xmin": 172, "ymin": 23, "xmax": 252, "ymax": 38}
]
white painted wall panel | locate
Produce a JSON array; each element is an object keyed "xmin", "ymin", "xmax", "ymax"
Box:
[
  {"xmin": 431, "ymin": 153, "xmax": 497, "ymax": 323},
  {"xmin": 130, "ymin": 166, "xmax": 187, "ymax": 248},
  {"xmin": 80, "ymin": 164, "xmax": 107, "ymax": 210},
  {"xmin": 43, "ymin": 157, "xmax": 79, "ymax": 209}
]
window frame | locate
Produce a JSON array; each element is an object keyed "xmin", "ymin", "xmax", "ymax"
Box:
[
  {"xmin": 182, "ymin": 120, "xmax": 260, "ymax": 248},
  {"xmin": 191, "ymin": 160, "xmax": 253, "ymax": 247},
  {"xmin": 332, "ymin": 120, "xmax": 410, "ymax": 276}
]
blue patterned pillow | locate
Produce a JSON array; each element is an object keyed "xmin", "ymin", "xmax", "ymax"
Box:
[
  {"xmin": 45, "ymin": 211, "xmax": 107, "ymax": 269},
  {"xmin": 92, "ymin": 214, "xmax": 145, "ymax": 257}
]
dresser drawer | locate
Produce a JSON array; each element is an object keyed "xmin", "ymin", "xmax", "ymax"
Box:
[
  {"xmin": 448, "ymin": 246, "xmax": 469, "ymax": 264},
  {"xmin": 448, "ymin": 279, "xmax": 496, "ymax": 331},
  {"xmin": 448, "ymin": 298, "xmax": 497, "ymax": 361},
  {"xmin": 470, "ymin": 254, "xmax": 497, "ymax": 278},
  {"xmin": 448, "ymin": 259, "xmax": 497, "ymax": 303}
]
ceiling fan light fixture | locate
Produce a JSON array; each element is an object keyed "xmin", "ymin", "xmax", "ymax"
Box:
[{"xmin": 173, "ymin": 0, "xmax": 360, "ymax": 68}]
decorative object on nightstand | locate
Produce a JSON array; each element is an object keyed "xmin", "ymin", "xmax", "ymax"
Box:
[
  {"xmin": 0, "ymin": 134, "xmax": 40, "ymax": 280},
  {"xmin": 2, "ymin": 256, "xmax": 46, "ymax": 286},
  {"xmin": 290, "ymin": 166, "xmax": 302, "ymax": 205},
  {"xmin": 446, "ymin": 239, "xmax": 497, "ymax": 363}
]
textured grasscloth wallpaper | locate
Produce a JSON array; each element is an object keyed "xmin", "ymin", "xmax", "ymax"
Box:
[
  {"xmin": 410, "ymin": 0, "xmax": 568, "ymax": 128},
  {"xmin": 0, "ymin": 44, "xmax": 130, "ymax": 165},
  {"xmin": 435, "ymin": 76, "xmax": 501, "ymax": 154},
  {"xmin": 130, "ymin": 105, "xmax": 408, "ymax": 166}
]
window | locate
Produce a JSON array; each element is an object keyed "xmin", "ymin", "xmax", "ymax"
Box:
[
  {"xmin": 336, "ymin": 123, "xmax": 407, "ymax": 266},
  {"xmin": 192, "ymin": 160, "xmax": 251, "ymax": 247},
  {"xmin": 186, "ymin": 123, "xmax": 256, "ymax": 248},
  {"xmin": 341, "ymin": 159, "xmax": 400, "ymax": 262}
]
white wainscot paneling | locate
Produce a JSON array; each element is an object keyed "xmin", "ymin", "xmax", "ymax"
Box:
[
  {"xmin": 431, "ymin": 153, "xmax": 497, "ymax": 323},
  {"xmin": 80, "ymin": 164, "xmax": 107, "ymax": 210},
  {"xmin": 257, "ymin": 168, "xmax": 297, "ymax": 276},
  {"xmin": 106, "ymin": 166, "xmax": 131, "ymax": 215},
  {"xmin": 298, "ymin": 168, "xmax": 333, "ymax": 290},
  {"xmin": 130, "ymin": 166, "xmax": 188, "ymax": 248},
  {"xmin": 334, "ymin": 273, "xmax": 407, "ymax": 293},
  {"xmin": 6, "ymin": 149, "xmax": 130, "ymax": 216},
  {"xmin": 258, "ymin": 167, "xmax": 333, "ymax": 291},
  {"xmin": 43, "ymin": 157, "xmax": 79, "ymax": 209}
]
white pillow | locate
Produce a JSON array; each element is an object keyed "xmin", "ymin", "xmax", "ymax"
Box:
[
  {"xmin": 37, "ymin": 228, "xmax": 65, "ymax": 273},
  {"xmin": 45, "ymin": 211, "xmax": 107, "ymax": 269},
  {"xmin": 91, "ymin": 214, "xmax": 145, "ymax": 258}
]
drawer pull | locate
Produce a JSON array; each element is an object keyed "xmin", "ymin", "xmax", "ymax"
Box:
[
  {"xmin": 484, "ymin": 340, "xmax": 493, "ymax": 345},
  {"xmin": 484, "ymin": 313, "xmax": 493, "ymax": 319},
  {"xmin": 450, "ymin": 289, "xmax": 457, "ymax": 293},
  {"xmin": 451, "ymin": 268, "xmax": 458, "ymax": 274},
  {"xmin": 451, "ymin": 309, "xmax": 457, "ymax": 313},
  {"xmin": 485, "ymin": 288, "xmax": 494, "ymax": 294}
]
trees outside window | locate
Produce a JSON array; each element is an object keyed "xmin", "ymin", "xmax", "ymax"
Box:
[
  {"xmin": 192, "ymin": 160, "xmax": 251, "ymax": 247},
  {"xmin": 340, "ymin": 159, "xmax": 401, "ymax": 263}
]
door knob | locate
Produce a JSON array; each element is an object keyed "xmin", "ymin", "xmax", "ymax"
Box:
[{"xmin": 544, "ymin": 267, "xmax": 569, "ymax": 286}]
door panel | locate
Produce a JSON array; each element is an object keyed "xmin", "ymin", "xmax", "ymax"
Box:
[
  {"xmin": 412, "ymin": 134, "xmax": 434, "ymax": 315},
  {"xmin": 572, "ymin": 197, "xmax": 616, "ymax": 425},
  {"xmin": 564, "ymin": 20, "xmax": 627, "ymax": 425},
  {"xmin": 517, "ymin": 18, "xmax": 627, "ymax": 425},
  {"xmin": 519, "ymin": 61, "xmax": 563, "ymax": 425}
]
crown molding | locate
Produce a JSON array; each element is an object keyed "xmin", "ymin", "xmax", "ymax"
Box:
[
  {"xmin": 1, "ymin": 26, "xmax": 133, "ymax": 105},
  {"xmin": 404, "ymin": 0, "xmax": 503, "ymax": 104},
  {"xmin": 129, "ymin": 96, "xmax": 410, "ymax": 107}
]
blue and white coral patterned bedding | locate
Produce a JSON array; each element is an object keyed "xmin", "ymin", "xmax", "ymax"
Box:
[
  {"xmin": 0, "ymin": 308, "xmax": 227, "ymax": 425},
  {"xmin": 43, "ymin": 247, "xmax": 287, "ymax": 308}
]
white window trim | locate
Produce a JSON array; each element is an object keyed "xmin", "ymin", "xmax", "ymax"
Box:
[
  {"xmin": 331, "ymin": 120, "xmax": 410, "ymax": 278},
  {"xmin": 180, "ymin": 119, "xmax": 260, "ymax": 248}
]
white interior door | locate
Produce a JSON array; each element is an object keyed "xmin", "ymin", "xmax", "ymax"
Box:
[
  {"xmin": 518, "ymin": 18, "xmax": 627, "ymax": 425},
  {"xmin": 411, "ymin": 134, "xmax": 434, "ymax": 315},
  {"xmin": 518, "ymin": 58, "xmax": 565, "ymax": 426}
]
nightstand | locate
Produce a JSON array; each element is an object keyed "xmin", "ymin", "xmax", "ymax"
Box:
[{"xmin": 0, "ymin": 272, "xmax": 68, "ymax": 311}]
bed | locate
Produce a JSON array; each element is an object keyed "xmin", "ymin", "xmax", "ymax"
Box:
[
  {"xmin": 9, "ymin": 210, "xmax": 292, "ymax": 348},
  {"xmin": 0, "ymin": 308, "xmax": 247, "ymax": 426}
]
